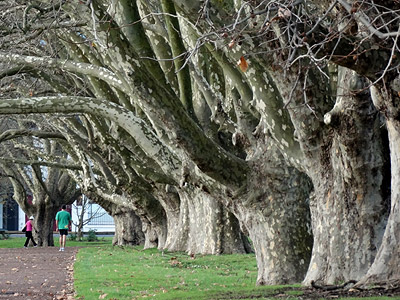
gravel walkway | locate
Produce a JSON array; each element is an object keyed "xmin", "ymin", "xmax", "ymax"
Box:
[{"xmin": 0, "ymin": 247, "xmax": 78, "ymax": 300}]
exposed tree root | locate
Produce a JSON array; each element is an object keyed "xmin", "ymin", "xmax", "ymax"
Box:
[
  {"xmin": 307, "ymin": 280, "xmax": 400, "ymax": 300},
  {"xmin": 311, "ymin": 280, "xmax": 357, "ymax": 291}
]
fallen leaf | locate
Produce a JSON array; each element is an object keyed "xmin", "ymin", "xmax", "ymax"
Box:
[{"xmin": 99, "ymin": 293, "xmax": 108, "ymax": 299}]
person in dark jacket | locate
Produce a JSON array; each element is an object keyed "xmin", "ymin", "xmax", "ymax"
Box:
[{"xmin": 23, "ymin": 216, "xmax": 37, "ymax": 248}]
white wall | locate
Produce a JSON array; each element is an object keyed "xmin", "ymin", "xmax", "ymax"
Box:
[{"xmin": 18, "ymin": 206, "xmax": 25, "ymax": 230}]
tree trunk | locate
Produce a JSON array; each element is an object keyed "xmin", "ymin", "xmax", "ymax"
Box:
[
  {"xmin": 77, "ymin": 202, "xmax": 86, "ymax": 241},
  {"xmin": 87, "ymin": 192, "xmax": 167, "ymax": 249},
  {"xmin": 112, "ymin": 206, "xmax": 145, "ymax": 246},
  {"xmin": 303, "ymin": 70, "xmax": 390, "ymax": 284},
  {"xmin": 184, "ymin": 188, "xmax": 249, "ymax": 255},
  {"xmin": 77, "ymin": 224, "xmax": 84, "ymax": 241},
  {"xmin": 161, "ymin": 185, "xmax": 250, "ymax": 255},
  {"xmin": 233, "ymin": 143, "xmax": 313, "ymax": 285},
  {"xmin": 356, "ymin": 119, "xmax": 400, "ymax": 286},
  {"xmin": 356, "ymin": 85, "xmax": 400, "ymax": 286},
  {"xmin": 142, "ymin": 218, "xmax": 163, "ymax": 249},
  {"xmin": 34, "ymin": 204, "xmax": 59, "ymax": 247},
  {"xmin": 158, "ymin": 185, "xmax": 188, "ymax": 252}
]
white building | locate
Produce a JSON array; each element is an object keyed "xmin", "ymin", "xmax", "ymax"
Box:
[{"xmin": 71, "ymin": 200, "xmax": 115, "ymax": 233}]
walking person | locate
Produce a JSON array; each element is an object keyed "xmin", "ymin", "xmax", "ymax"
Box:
[
  {"xmin": 23, "ymin": 216, "xmax": 37, "ymax": 248},
  {"xmin": 55, "ymin": 205, "xmax": 71, "ymax": 252}
]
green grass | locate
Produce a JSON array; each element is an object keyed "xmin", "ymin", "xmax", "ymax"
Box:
[
  {"xmin": 74, "ymin": 246, "xmax": 299, "ymax": 300},
  {"xmin": 0, "ymin": 236, "xmax": 112, "ymax": 248},
  {"xmin": 74, "ymin": 246, "xmax": 400, "ymax": 300}
]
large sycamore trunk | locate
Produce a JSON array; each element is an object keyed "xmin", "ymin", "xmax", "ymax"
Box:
[
  {"xmin": 112, "ymin": 206, "xmax": 145, "ymax": 246},
  {"xmin": 142, "ymin": 218, "xmax": 167, "ymax": 249},
  {"xmin": 234, "ymin": 144, "xmax": 313, "ymax": 285},
  {"xmin": 163, "ymin": 186, "xmax": 250, "ymax": 254},
  {"xmin": 357, "ymin": 86, "xmax": 400, "ymax": 285},
  {"xmin": 303, "ymin": 70, "xmax": 390, "ymax": 284},
  {"xmin": 156, "ymin": 185, "xmax": 186, "ymax": 252},
  {"xmin": 357, "ymin": 120, "xmax": 400, "ymax": 285},
  {"xmin": 34, "ymin": 204, "xmax": 59, "ymax": 247},
  {"xmin": 185, "ymin": 190, "xmax": 249, "ymax": 255}
]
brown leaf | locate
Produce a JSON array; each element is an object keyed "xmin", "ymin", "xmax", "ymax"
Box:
[
  {"xmin": 238, "ymin": 56, "xmax": 248, "ymax": 72},
  {"xmin": 99, "ymin": 293, "xmax": 108, "ymax": 299}
]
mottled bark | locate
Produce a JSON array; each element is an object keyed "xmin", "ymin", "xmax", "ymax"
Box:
[
  {"xmin": 183, "ymin": 188, "xmax": 249, "ymax": 255},
  {"xmin": 356, "ymin": 86, "xmax": 400, "ymax": 286},
  {"xmin": 232, "ymin": 142, "xmax": 313, "ymax": 285},
  {"xmin": 84, "ymin": 193, "xmax": 152, "ymax": 248},
  {"xmin": 112, "ymin": 206, "xmax": 145, "ymax": 246},
  {"xmin": 34, "ymin": 204, "xmax": 59, "ymax": 247},
  {"xmin": 357, "ymin": 119, "xmax": 400, "ymax": 286},
  {"xmin": 302, "ymin": 69, "xmax": 390, "ymax": 284},
  {"xmin": 157, "ymin": 185, "xmax": 188, "ymax": 251},
  {"xmin": 142, "ymin": 218, "xmax": 165, "ymax": 249},
  {"xmin": 161, "ymin": 185, "xmax": 249, "ymax": 254}
]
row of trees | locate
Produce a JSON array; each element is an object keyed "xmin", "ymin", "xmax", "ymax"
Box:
[{"xmin": 0, "ymin": 0, "xmax": 399, "ymax": 287}]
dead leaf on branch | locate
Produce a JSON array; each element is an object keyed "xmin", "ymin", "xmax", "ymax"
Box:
[{"xmin": 238, "ymin": 56, "xmax": 248, "ymax": 72}]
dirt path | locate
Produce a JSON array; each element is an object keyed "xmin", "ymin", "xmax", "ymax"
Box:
[{"xmin": 0, "ymin": 247, "xmax": 78, "ymax": 300}]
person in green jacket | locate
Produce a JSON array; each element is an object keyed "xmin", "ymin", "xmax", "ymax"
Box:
[{"xmin": 55, "ymin": 205, "xmax": 71, "ymax": 252}]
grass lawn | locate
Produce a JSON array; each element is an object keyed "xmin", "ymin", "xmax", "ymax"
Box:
[
  {"xmin": 74, "ymin": 246, "xmax": 294, "ymax": 300},
  {"xmin": 73, "ymin": 247, "xmax": 399, "ymax": 300},
  {"xmin": 1, "ymin": 238, "xmax": 397, "ymax": 299}
]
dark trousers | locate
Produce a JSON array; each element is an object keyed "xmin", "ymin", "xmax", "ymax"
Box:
[{"xmin": 24, "ymin": 231, "xmax": 37, "ymax": 247}]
